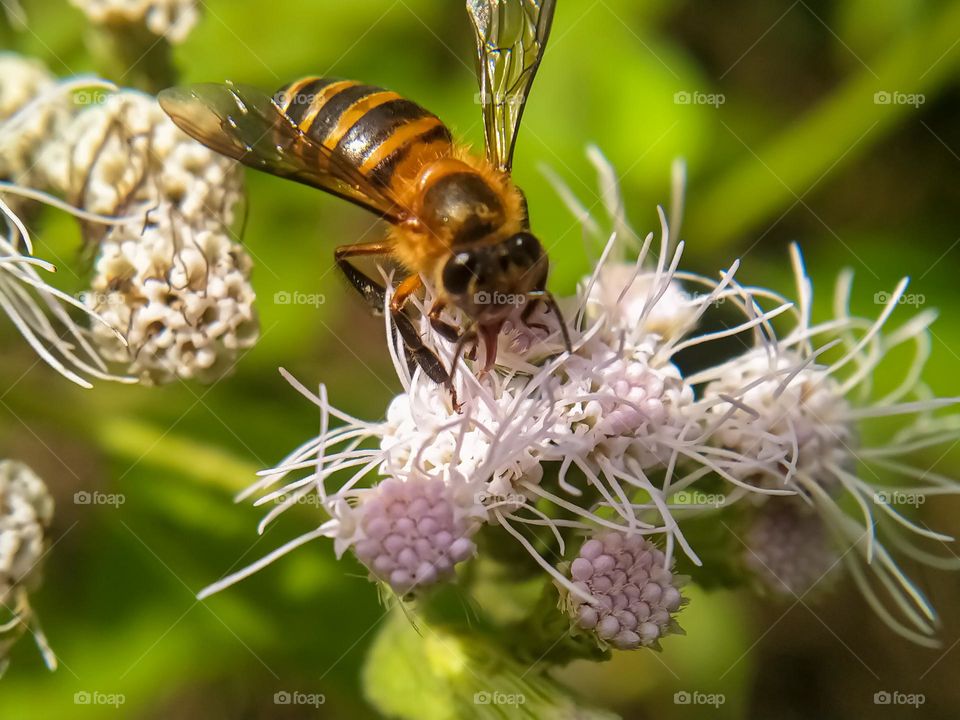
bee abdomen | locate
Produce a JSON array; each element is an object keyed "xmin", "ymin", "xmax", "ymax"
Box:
[{"xmin": 276, "ymin": 76, "xmax": 452, "ymax": 191}]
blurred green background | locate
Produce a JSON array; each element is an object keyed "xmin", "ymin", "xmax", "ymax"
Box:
[{"xmin": 2, "ymin": 0, "xmax": 960, "ymax": 717}]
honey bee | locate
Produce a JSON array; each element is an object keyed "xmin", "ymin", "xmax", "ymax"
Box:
[{"xmin": 158, "ymin": 0, "xmax": 567, "ymax": 395}]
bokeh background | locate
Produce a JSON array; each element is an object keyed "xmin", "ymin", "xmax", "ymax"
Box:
[{"xmin": 2, "ymin": 0, "xmax": 960, "ymax": 717}]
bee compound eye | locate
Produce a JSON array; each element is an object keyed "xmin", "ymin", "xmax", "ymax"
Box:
[
  {"xmin": 442, "ymin": 252, "xmax": 476, "ymax": 295},
  {"xmin": 508, "ymin": 232, "xmax": 542, "ymax": 265}
]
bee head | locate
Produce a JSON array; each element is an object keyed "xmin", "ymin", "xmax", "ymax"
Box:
[{"xmin": 440, "ymin": 232, "xmax": 547, "ymax": 321}]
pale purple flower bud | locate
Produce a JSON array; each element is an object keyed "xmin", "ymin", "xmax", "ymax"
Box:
[
  {"xmin": 565, "ymin": 531, "xmax": 685, "ymax": 650},
  {"xmin": 348, "ymin": 477, "xmax": 479, "ymax": 595},
  {"xmin": 743, "ymin": 501, "xmax": 839, "ymax": 598}
]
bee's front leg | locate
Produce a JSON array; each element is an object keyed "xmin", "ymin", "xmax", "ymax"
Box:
[
  {"xmin": 427, "ymin": 300, "xmax": 461, "ymax": 343},
  {"xmin": 334, "ymin": 246, "xmax": 457, "ymax": 408}
]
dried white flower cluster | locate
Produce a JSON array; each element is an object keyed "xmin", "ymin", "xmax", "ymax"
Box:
[
  {"xmin": 41, "ymin": 90, "xmax": 256, "ymax": 384},
  {"xmin": 566, "ymin": 532, "xmax": 685, "ymax": 650},
  {"xmin": 207, "ymin": 150, "xmax": 959, "ymax": 656},
  {"xmin": 68, "ymin": 0, "xmax": 200, "ymax": 43},
  {"xmin": 0, "ymin": 54, "xmax": 61, "ymax": 215},
  {"xmin": 0, "ymin": 54, "xmax": 258, "ymax": 385},
  {"xmin": 0, "ymin": 460, "xmax": 56, "ymax": 675},
  {"xmin": 83, "ymin": 208, "xmax": 258, "ymax": 384},
  {"xmin": 0, "ymin": 460, "xmax": 53, "ymax": 603}
]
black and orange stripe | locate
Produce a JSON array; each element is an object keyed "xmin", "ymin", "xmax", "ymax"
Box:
[{"xmin": 275, "ymin": 77, "xmax": 453, "ymax": 190}]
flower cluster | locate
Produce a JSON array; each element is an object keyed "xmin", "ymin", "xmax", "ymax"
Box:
[
  {"xmin": 0, "ymin": 460, "xmax": 56, "ymax": 675},
  {"xmin": 0, "ymin": 53, "xmax": 60, "ymax": 211},
  {"xmin": 0, "ymin": 55, "xmax": 258, "ymax": 385},
  {"xmin": 68, "ymin": 0, "xmax": 200, "ymax": 43},
  {"xmin": 208, "ymin": 150, "xmax": 959, "ymax": 657}
]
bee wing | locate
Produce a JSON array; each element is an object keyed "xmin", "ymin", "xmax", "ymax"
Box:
[
  {"xmin": 158, "ymin": 82, "xmax": 406, "ymax": 223},
  {"xmin": 466, "ymin": 0, "xmax": 556, "ymax": 172}
]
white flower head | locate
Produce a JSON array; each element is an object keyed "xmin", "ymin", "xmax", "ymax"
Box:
[
  {"xmin": 0, "ymin": 460, "xmax": 53, "ymax": 603},
  {"xmin": 84, "ymin": 212, "xmax": 259, "ymax": 384},
  {"xmin": 12, "ymin": 87, "xmax": 259, "ymax": 384},
  {"xmin": 0, "ymin": 55, "xmax": 68, "ymax": 216},
  {"xmin": 0, "ymin": 460, "xmax": 56, "ymax": 674},
  {"xmin": 703, "ymin": 347, "xmax": 855, "ymax": 487},
  {"xmin": 37, "ymin": 89, "xmax": 243, "ymax": 228},
  {"xmin": 700, "ymin": 244, "xmax": 960, "ymax": 645},
  {"xmin": 68, "ymin": 0, "xmax": 200, "ymax": 43},
  {"xmin": 0, "ymin": 194, "xmax": 135, "ymax": 387}
]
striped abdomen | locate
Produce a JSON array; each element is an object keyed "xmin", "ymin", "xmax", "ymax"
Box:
[{"xmin": 275, "ymin": 77, "xmax": 453, "ymax": 192}]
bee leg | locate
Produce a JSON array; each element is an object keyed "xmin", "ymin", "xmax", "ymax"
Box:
[
  {"xmin": 520, "ymin": 296, "xmax": 550, "ymax": 334},
  {"xmin": 526, "ymin": 289, "xmax": 573, "ymax": 353},
  {"xmin": 333, "ymin": 243, "xmax": 393, "ymax": 314},
  {"xmin": 334, "ymin": 246, "xmax": 456, "ymax": 406},
  {"xmin": 388, "ymin": 276, "xmax": 462, "ymax": 408},
  {"xmin": 427, "ymin": 301, "xmax": 461, "ymax": 344}
]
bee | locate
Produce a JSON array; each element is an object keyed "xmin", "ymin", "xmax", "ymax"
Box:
[{"xmin": 158, "ymin": 0, "xmax": 567, "ymax": 396}]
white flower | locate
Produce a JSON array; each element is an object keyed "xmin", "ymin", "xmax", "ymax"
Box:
[
  {"xmin": 699, "ymin": 244, "xmax": 960, "ymax": 645},
  {"xmin": 0, "ymin": 195, "xmax": 135, "ymax": 387},
  {"xmin": 0, "ymin": 55, "xmax": 64, "ymax": 215},
  {"xmin": 68, "ymin": 0, "xmax": 200, "ymax": 43},
  {"xmin": 0, "ymin": 460, "xmax": 52, "ymax": 603},
  {"xmin": 0, "ymin": 53, "xmax": 54, "ymax": 122},
  {"xmin": 201, "ymin": 147, "xmax": 960, "ymax": 654},
  {"xmin": 703, "ymin": 347, "xmax": 854, "ymax": 486},
  {"xmin": 564, "ymin": 531, "xmax": 685, "ymax": 650},
  {"xmin": 0, "ymin": 460, "xmax": 56, "ymax": 674},
  {"xmin": 84, "ymin": 212, "xmax": 258, "ymax": 384},
  {"xmin": 37, "ymin": 89, "xmax": 243, "ymax": 229},
  {"xmin": 581, "ymin": 264, "xmax": 700, "ymax": 345},
  {"xmin": 15, "ymin": 87, "xmax": 259, "ymax": 384}
]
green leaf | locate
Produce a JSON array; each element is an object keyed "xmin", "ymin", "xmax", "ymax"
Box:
[{"xmin": 363, "ymin": 608, "xmax": 621, "ymax": 720}]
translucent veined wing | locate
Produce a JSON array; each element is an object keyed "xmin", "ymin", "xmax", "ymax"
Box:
[
  {"xmin": 466, "ymin": 0, "xmax": 556, "ymax": 172},
  {"xmin": 158, "ymin": 82, "xmax": 406, "ymax": 223}
]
